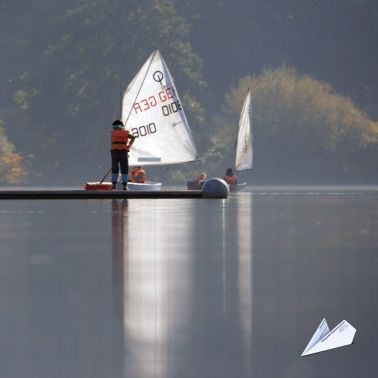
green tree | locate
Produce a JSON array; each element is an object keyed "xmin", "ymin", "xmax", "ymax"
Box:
[{"xmin": 20, "ymin": 0, "xmax": 207, "ymax": 183}]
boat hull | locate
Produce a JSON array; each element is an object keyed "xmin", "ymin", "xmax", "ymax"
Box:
[
  {"xmin": 187, "ymin": 181, "xmax": 204, "ymax": 190},
  {"xmin": 127, "ymin": 181, "xmax": 162, "ymax": 191},
  {"xmin": 84, "ymin": 181, "xmax": 162, "ymax": 191},
  {"xmin": 229, "ymin": 182, "xmax": 247, "ymax": 192}
]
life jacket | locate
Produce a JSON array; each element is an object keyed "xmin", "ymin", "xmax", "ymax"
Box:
[
  {"xmin": 130, "ymin": 167, "xmax": 146, "ymax": 183},
  {"xmin": 223, "ymin": 175, "xmax": 237, "ymax": 187},
  {"xmin": 111, "ymin": 129, "xmax": 130, "ymax": 150}
]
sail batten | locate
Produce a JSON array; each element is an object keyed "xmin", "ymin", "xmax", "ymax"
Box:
[
  {"xmin": 235, "ymin": 90, "xmax": 253, "ymax": 171},
  {"xmin": 121, "ymin": 49, "xmax": 197, "ymax": 167}
]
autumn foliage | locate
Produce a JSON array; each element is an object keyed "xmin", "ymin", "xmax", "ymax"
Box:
[
  {"xmin": 0, "ymin": 125, "xmax": 26, "ymax": 184},
  {"xmin": 207, "ymin": 66, "xmax": 378, "ymax": 182}
]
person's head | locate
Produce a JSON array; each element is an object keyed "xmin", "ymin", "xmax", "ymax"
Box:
[
  {"xmin": 112, "ymin": 119, "xmax": 124, "ymax": 130},
  {"xmin": 226, "ymin": 168, "xmax": 233, "ymax": 176},
  {"xmin": 199, "ymin": 172, "xmax": 207, "ymax": 180}
]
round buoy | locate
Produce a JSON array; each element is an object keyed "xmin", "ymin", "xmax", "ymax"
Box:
[{"xmin": 202, "ymin": 178, "xmax": 229, "ymax": 198}]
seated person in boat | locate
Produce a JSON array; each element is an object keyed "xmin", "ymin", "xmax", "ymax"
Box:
[
  {"xmin": 195, "ymin": 172, "xmax": 207, "ymax": 186},
  {"xmin": 223, "ymin": 168, "xmax": 237, "ymax": 190},
  {"xmin": 130, "ymin": 166, "xmax": 147, "ymax": 183},
  {"xmin": 187, "ymin": 172, "xmax": 207, "ymax": 189}
]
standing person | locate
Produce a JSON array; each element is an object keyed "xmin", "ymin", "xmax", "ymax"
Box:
[
  {"xmin": 111, "ymin": 119, "xmax": 135, "ymax": 190},
  {"xmin": 223, "ymin": 168, "xmax": 237, "ymax": 190}
]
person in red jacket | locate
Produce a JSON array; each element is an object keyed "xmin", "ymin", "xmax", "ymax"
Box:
[
  {"xmin": 130, "ymin": 166, "xmax": 147, "ymax": 183},
  {"xmin": 223, "ymin": 168, "xmax": 237, "ymax": 190},
  {"xmin": 111, "ymin": 120, "xmax": 135, "ymax": 190}
]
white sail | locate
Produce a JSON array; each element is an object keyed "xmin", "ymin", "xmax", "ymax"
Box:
[
  {"xmin": 302, "ymin": 319, "xmax": 356, "ymax": 356},
  {"xmin": 235, "ymin": 90, "xmax": 253, "ymax": 171},
  {"xmin": 121, "ymin": 49, "xmax": 197, "ymax": 166}
]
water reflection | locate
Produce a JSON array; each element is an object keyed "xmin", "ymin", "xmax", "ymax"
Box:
[
  {"xmin": 236, "ymin": 194, "xmax": 253, "ymax": 376},
  {"xmin": 0, "ymin": 192, "xmax": 376, "ymax": 377},
  {"xmin": 0, "ymin": 201, "xmax": 114, "ymax": 378},
  {"xmin": 124, "ymin": 199, "xmax": 171, "ymax": 378},
  {"xmin": 111, "ymin": 200, "xmax": 127, "ymax": 377},
  {"xmin": 111, "ymin": 199, "xmax": 195, "ymax": 378},
  {"xmin": 111, "ymin": 196, "xmax": 255, "ymax": 377}
]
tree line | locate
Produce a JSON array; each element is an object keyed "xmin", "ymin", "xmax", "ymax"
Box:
[{"xmin": 0, "ymin": 0, "xmax": 377, "ymax": 184}]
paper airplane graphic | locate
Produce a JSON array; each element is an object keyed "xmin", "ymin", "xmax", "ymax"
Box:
[{"xmin": 301, "ymin": 318, "xmax": 356, "ymax": 356}]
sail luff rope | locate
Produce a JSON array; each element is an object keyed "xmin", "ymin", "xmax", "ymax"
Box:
[{"xmin": 121, "ymin": 49, "xmax": 158, "ymax": 125}]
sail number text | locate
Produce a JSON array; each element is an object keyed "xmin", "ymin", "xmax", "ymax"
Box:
[
  {"xmin": 131, "ymin": 123, "xmax": 157, "ymax": 138},
  {"xmin": 132, "ymin": 86, "xmax": 183, "ymax": 117}
]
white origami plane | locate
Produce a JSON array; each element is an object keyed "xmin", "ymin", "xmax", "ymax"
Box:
[{"xmin": 301, "ymin": 318, "xmax": 356, "ymax": 356}]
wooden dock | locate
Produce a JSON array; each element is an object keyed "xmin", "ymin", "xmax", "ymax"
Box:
[{"xmin": 0, "ymin": 189, "xmax": 205, "ymax": 200}]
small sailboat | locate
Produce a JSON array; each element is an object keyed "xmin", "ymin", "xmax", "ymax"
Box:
[
  {"xmin": 226, "ymin": 89, "xmax": 253, "ymax": 191},
  {"xmin": 187, "ymin": 90, "xmax": 253, "ymax": 191},
  {"xmin": 121, "ymin": 49, "xmax": 197, "ymax": 191},
  {"xmin": 85, "ymin": 49, "xmax": 197, "ymax": 191},
  {"xmin": 301, "ymin": 318, "xmax": 356, "ymax": 356},
  {"xmin": 235, "ymin": 89, "xmax": 253, "ymax": 172}
]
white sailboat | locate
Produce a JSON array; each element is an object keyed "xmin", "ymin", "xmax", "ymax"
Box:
[
  {"xmin": 229, "ymin": 89, "xmax": 253, "ymax": 191},
  {"xmin": 235, "ymin": 89, "xmax": 253, "ymax": 171},
  {"xmin": 301, "ymin": 318, "xmax": 356, "ymax": 356},
  {"xmin": 121, "ymin": 49, "xmax": 197, "ymax": 191}
]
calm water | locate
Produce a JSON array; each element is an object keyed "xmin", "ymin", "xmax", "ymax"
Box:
[{"xmin": 0, "ymin": 187, "xmax": 377, "ymax": 378}]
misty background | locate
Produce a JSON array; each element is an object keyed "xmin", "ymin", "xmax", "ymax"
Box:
[{"xmin": 0, "ymin": 0, "xmax": 377, "ymax": 185}]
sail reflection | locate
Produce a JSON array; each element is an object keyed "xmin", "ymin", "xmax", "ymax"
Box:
[
  {"xmin": 218, "ymin": 193, "xmax": 254, "ymax": 376},
  {"xmin": 112, "ymin": 199, "xmax": 194, "ymax": 378},
  {"xmin": 236, "ymin": 193, "xmax": 253, "ymax": 376}
]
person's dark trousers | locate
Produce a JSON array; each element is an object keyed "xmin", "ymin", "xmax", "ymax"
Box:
[{"xmin": 111, "ymin": 150, "xmax": 129, "ymax": 188}]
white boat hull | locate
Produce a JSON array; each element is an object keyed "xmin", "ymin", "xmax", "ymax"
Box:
[
  {"xmin": 236, "ymin": 182, "xmax": 247, "ymax": 191},
  {"xmin": 127, "ymin": 181, "xmax": 162, "ymax": 191},
  {"xmin": 228, "ymin": 182, "xmax": 247, "ymax": 192}
]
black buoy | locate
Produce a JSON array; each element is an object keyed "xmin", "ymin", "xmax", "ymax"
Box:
[{"xmin": 202, "ymin": 178, "xmax": 229, "ymax": 198}]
